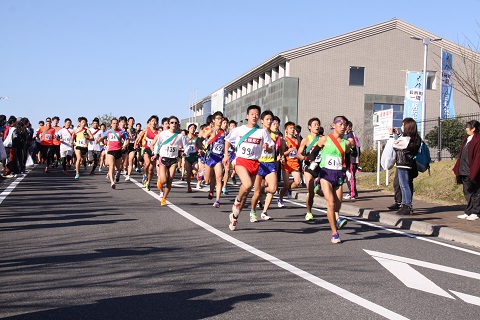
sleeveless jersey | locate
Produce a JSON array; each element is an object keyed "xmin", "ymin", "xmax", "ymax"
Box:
[
  {"xmin": 74, "ymin": 128, "xmax": 88, "ymax": 148},
  {"xmin": 320, "ymin": 135, "xmax": 346, "ymax": 170},
  {"xmin": 258, "ymin": 132, "xmax": 276, "ymax": 163},
  {"xmin": 143, "ymin": 128, "xmax": 158, "ymax": 149}
]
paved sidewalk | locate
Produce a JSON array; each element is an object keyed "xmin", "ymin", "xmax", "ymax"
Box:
[{"xmin": 291, "ymin": 186, "xmax": 480, "ymax": 248}]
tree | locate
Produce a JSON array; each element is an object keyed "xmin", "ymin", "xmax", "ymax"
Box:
[
  {"xmin": 425, "ymin": 118, "xmax": 465, "ymax": 159},
  {"xmin": 97, "ymin": 113, "xmax": 115, "ymax": 126},
  {"xmin": 452, "ymin": 28, "xmax": 480, "ymax": 108}
]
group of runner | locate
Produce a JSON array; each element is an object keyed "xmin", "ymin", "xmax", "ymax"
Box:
[{"xmin": 29, "ymin": 105, "xmax": 356, "ymax": 243}]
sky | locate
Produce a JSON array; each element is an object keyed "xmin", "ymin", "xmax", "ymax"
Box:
[{"xmin": 1, "ymin": 0, "xmax": 480, "ymax": 127}]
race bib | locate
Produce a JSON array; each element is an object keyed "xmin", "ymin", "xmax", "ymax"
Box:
[
  {"xmin": 289, "ymin": 149, "xmax": 297, "ymax": 158},
  {"xmin": 212, "ymin": 143, "xmax": 224, "ymax": 155},
  {"xmin": 77, "ymin": 139, "xmax": 86, "ymax": 147},
  {"xmin": 325, "ymin": 154, "xmax": 342, "ymax": 170},
  {"xmin": 162, "ymin": 145, "xmax": 178, "ymax": 158},
  {"xmin": 45, "ymin": 134, "xmax": 53, "ymax": 140}
]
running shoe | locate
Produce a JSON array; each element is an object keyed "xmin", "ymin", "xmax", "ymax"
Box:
[
  {"xmin": 287, "ymin": 189, "xmax": 292, "ymax": 199},
  {"xmin": 213, "ymin": 200, "xmax": 220, "ymax": 208},
  {"xmin": 115, "ymin": 172, "xmax": 120, "ymax": 182},
  {"xmin": 196, "ymin": 181, "xmax": 202, "ymax": 190},
  {"xmin": 256, "ymin": 201, "xmax": 263, "ymax": 209},
  {"xmin": 232, "ymin": 198, "xmax": 242, "ymax": 215},
  {"xmin": 75, "ymin": 173, "xmax": 80, "ymax": 179},
  {"xmin": 99, "ymin": 167, "xmax": 103, "ymax": 172},
  {"xmin": 159, "ymin": 191, "xmax": 164, "ymax": 198},
  {"xmin": 145, "ymin": 184, "xmax": 151, "ymax": 192},
  {"xmin": 208, "ymin": 192, "xmax": 214, "ymax": 200},
  {"xmin": 343, "ymin": 194, "xmax": 351, "ymax": 200},
  {"xmin": 457, "ymin": 213, "xmax": 469, "ymax": 219},
  {"xmin": 125, "ymin": 175, "xmax": 130, "ymax": 181},
  {"xmin": 250, "ymin": 210, "xmax": 258, "ymax": 222},
  {"xmin": 142, "ymin": 174, "xmax": 147, "ymax": 185},
  {"xmin": 305, "ymin": 212, "xmax": 314, "ymax": 221},
  {"xmin": 229, "ymin": 213, "xmax": 238, "ymax": 231},
  {"xmin": 111, "ymin": 182, "xmax": 116, "ymax": 189},
  {"xmin": 466, "ymin": 214, "xmax": 479, "ymax": 221},
  {"xmin": 222, "ymin": 187, "xmax": 228, "ymax": 195},
  {"xmin": 187, "ymin": 186, "xmax": 193, "ymax": 193},
  {"xmin": 336, "ymin": 217, "xmax": 348, "ymax": 229},
  {"xmin": 277, "ymin": 199, "xmax": 285, "ymax": 208},
  {"xmin": 44, "ymin": 167, "xmax": 49, "ymax": 173},
  {"xmin": 160, "ymin": 198, "xmax": 167, "ymax": 206},
  {"xmin": 261, "ymin": 212, "xmax": 272, "ymax": 220},
  {"xmin": 331, "ymin": 233, "xmax": 342, "ymax": 244}
]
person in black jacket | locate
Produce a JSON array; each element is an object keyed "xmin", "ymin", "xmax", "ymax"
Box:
[
  {"xmin": 389, "ymin": 118, "xmax": 421, "ymax": 215},
  {"xmin": 453, "ymin": 120, "xmax": 480, "ymax": 221}
]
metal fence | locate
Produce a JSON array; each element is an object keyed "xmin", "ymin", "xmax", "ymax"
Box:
[{"xmin": 421, "ymin": 112, "xmax": 480, "ymax": 161}]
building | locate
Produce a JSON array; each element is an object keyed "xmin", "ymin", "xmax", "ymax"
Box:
[{"xmin": 183, "ymin": 18, "xmax": 479, "ymax": 149}]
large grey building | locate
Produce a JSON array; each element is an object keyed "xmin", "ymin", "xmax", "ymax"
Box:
[{"xmin": 183, "ymin": 18, "xmax": 478, "ymax": 148}]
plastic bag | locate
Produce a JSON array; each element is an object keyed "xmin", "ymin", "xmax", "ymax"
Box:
[
  {"xmin": 26, "ymin": 153, "xmax": 34, "ymax": 167},
  {"xmin": 381, "ymin": 138, "xmax": 396, "ymax": 170}
]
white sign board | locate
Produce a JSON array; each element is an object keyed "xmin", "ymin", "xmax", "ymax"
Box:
[
  {"xmin": 210, "ymin": 88, "xmax": 225, "ymax": 114},
  {"xmin": 373, "ymin": 109, "xmax": 394, "ymax": 141}
]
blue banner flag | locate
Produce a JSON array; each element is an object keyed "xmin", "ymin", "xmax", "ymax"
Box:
[
  {"xmin": 441, "ymin": 50, "xmax": 455, "ymax": 118},
  {"xmin": 404, "ymin": 71, "xmax": 423, "ymax": 130}
]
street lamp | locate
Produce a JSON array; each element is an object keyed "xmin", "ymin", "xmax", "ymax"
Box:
[{"xmin": 410, "ymin": 36, "xmax": 442, "ymax": 139}]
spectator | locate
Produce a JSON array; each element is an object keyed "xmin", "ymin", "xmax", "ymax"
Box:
[
  {"xmin": 344, "ymin": 121, "xmax": 361, "ymax": 200},
  {"xmin": 453, "ymin": 120, "xmax": 480, "ymax": 221},
  {"xmin": 389, "ymin": 118, "xmax": 421, "ymax": 215}
]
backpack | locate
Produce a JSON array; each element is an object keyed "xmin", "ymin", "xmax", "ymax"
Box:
[{"xmin": 415, "ymin": 141, "xmax": 431, "ymax": 174}]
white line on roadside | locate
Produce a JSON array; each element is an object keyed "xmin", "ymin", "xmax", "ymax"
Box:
[
  {"xmin": 282, "ymin": 198, "xmax": 480, "ymax": 256},
  {"xmin": 0, "ymin": 175, "xmax": 26, "ymax": 205},
  {"xmin": 130, "ymin": 177, "xmax": 409, "ymax": 320}
]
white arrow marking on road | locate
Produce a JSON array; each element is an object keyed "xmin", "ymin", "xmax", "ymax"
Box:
[
  {"xmin": 370, "ymin": 255, "xmax": 454, "ymax": 298},
  {"xmin": 366, "ymin": 250, "xmax": 480, "ymax": 304},
  {"xmin": 450, "ymin": 291, "xmax": 480, "ymax": 306}
]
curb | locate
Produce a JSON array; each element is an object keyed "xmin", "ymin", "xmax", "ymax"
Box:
[{"xmin": 292, "ymin": 190, "xmax": 480, "ymax": 249}]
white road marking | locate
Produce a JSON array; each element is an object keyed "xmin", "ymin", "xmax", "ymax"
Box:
[
  {"xmin": 450, "ymin": 291, "xmax": 480, "ymax": 306},
  {"xmin": 0, "ymin": 175, "xmax": 26, "ymax": 204},
  {"xmin": 129, "ymin": 177, "xmax": 409, "ymax": 319}
]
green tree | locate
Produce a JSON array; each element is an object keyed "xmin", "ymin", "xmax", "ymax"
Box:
[
  {"xmin": 97, "ymin": 113, "xmax": 115, "ymax": 126},
  {"xmin": 425, "ymin": 118, "xmax": 465, "ymax": 159}
]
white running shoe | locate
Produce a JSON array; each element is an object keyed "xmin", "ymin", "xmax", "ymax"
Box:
[
  {"xmin": 457, "ymin": 214, "xmax": 469, "ymax": 219},
  {"xmin": 125, "ymin": 175, "xmax": 130, "ymax": 181},
  {"xmin": 261, "ymin": 212, "xmax": 272, "ymax": 220},
  {"xmin": 466, "ymin": 214, "xmax": 479, "ymax": 221},
  {"xmin": 229, "ymin": 213, "xmax": 237, "ymax": 231},
  {"xmin": 196, "ymin": 181, "xmax": 202, "ymax": 190},
  {"xmin": 159, "ymin": 191, "xmax": 164, "ymax": 199}
]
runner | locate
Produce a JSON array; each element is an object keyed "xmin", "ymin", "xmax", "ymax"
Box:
[
  {"xmin": 249, "ymin": 110, "xmax": 277, "ymax": 222},
  {"xmin": 72, "ymin": 117, "xmax": 93, "ymax": 179},
  {"xmin": 297, "ymin": 117, "xmax": 322, "ymax": 221},
  {"xmin": 36, "ymin": 117, "xmax": 56, "ymax": 173},
  {"xmin": 223, "ymin": 105, "xmax": 273, "ymax": 231},
  {"xmin": 125, "ymin": 116, "xmax": 137, "ymax": 181},
  {"xmin": 134, "ymin": 115, "xmax": 159, "ymax": 191},
  {"xmin": 195, "ymin": 124, "xmax": 208, "ymax": 190},
  {"xmin": 316, "ymin": 116, "xmax": 354, "ymax": 243},
  {"xmin": 278, "ymin": 121, "xmax": 301, "ymax": 207},
  {"xmin": 98, "ymin": 123, "xmax": 107, "ymax": 171},
  {"xmin": 51, "ymin": 116, "xmax": 62, "ymax": 168},
  {"xmin": 204, "ymin": 111, "xmax": 226, "ymax": 208},
  {"xmin": 87, "ymin": 117, "xmax": 103, "ymax": 174},
  {"xmin": 153, "ymin": 116, "xmax": 187, "ymax": 206},
  {"xmin": 99, "ymin": 118, "xmax": 129, "ymax": 189},
  {"xmin": 56, "ymin": 118, "xmax": 74, "ymax": 175},
  {"xmin": 183, "ymin": 123, "xmax": 199, "ymax": 193},
  {"xmin": 118, "ymin": 116, "xmax": 128, "ymax": 173}
]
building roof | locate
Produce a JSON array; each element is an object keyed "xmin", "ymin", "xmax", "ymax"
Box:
[{"xmin": 192, "ymin": 18, "xmax": 476, "ymax": 110}]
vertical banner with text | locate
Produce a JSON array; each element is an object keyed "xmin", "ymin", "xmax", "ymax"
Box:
[
  {"xmin": 441, "ymin": 49, "xmax": 455, "ymax": 118},
  {"xmin": 404, "ymin": 71, "xmax": 423, "ymax": 131}
]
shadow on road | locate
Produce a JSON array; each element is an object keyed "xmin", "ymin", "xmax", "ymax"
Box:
[{"xmin": 2, "ymin": 289, "xmax": 272, "ymax": 320}]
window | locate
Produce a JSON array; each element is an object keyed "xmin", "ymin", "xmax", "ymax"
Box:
[
  {"xmin": 349, "ymin": 66, "xmax": 365, "ymax": 86},
  {"xmin": 374, "ymin": 103, "xmax": 404, "ymax": 128},
  {"xmin": 426, "ymin": 71, "xmax": 436, "ymax": 90}
]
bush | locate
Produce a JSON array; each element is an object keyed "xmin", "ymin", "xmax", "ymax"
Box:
[{"xmin": 359, "ymin": 149, "xmax": 377, "ymax": 172}]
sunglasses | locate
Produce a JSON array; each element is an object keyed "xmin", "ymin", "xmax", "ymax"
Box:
[{"xmin": 169, "ymin": 121, "xmax": 178, "ymax": 124}]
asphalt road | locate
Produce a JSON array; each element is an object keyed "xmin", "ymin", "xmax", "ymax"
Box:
[{"xmin": 1, "ymin": 166, "xmax": 479, "ymax": 319}]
